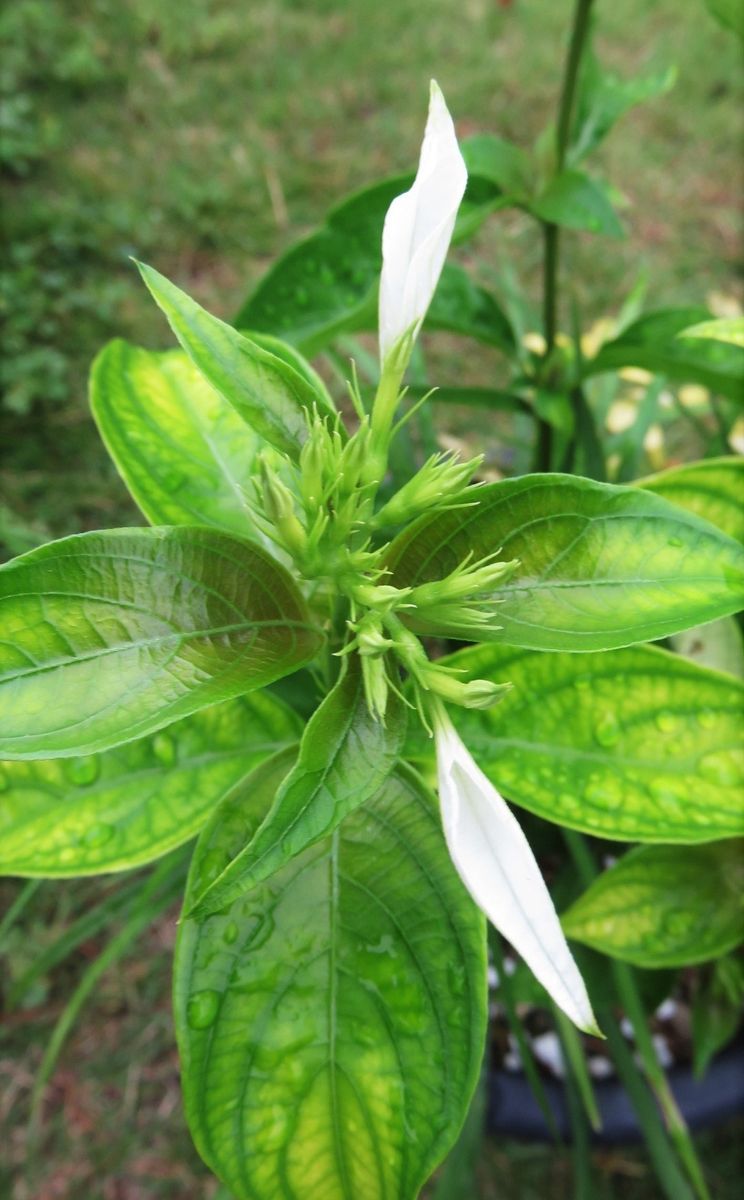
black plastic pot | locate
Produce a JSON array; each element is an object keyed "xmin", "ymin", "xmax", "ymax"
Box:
[{"xmin": 487, "ymin": 1039, "xmax": 744, "ymax": 1144}]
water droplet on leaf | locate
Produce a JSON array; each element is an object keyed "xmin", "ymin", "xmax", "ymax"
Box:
[
  {"xmin": 153, "ymin": 733, "xmax": 176, "ymax": 766},
  {"xmin": 187, "ymin": 989, "xmax": 220, "ymax": 1030},
  {"xmin": 65, "ymin": 756, "xmax": 100, "ymax": 786},
  {"xmin": 83, "ymin": 822, "xmax": 114, "ymax": 847},
  {"xmin": 223, "ymin": 921, "xmax": 239, "ymax": 945},
  {"xmin": 699, "ymin": 751, "xmax": 742, "ymax": 787},
  {"xmin": 594, "ymin": 714, "xmax": 620, "ymax": 747},
  {"xmin": 655, "ymin": 711, "xmax": 679, "ymax": 734}
]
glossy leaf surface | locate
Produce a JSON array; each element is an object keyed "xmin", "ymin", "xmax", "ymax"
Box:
[
  {"xmin": 175, "ymin": 756, "xmax": 486, "ymax": 1200},
  {"xmin": 562, "ymin": 841, "xmax": 744, "ymax": 966},
  {"xmin": 529, "ymin": 170, "xmax": 623, "ymax": 238},
  {"xmin": 386, "ymin": 473, "xmax": 744, "ymax": 651},
  {"xmin": 0, "ymin": 528, "xmax": 323, "ymax": 758},
  {"xmin": 636, "ymin": 457, "xmax": 744, "ymax": 545},
  {"xmin": 234, "ymin": 173, "xmax": 514, "ymax": 356},
  {"xmin": 90, "ymin": 341, "xmax": 261, "ymax": 537},
  {"xmin": 585, "ymin": 308, "xmax": 744, "ymax": 400},
  {"xmin": 0, "ymin": 694, "xmax": 301, "ymax": 876},
  {"xmin": 678, "ymin": 316, "xmax": 744, "ymax": 347},
  {"xmin": 406, "ymin": 643, "xmax": 744, "ymax": 843},
  {"xmin": 188, "ymin": 655, "xmax": 407, "ymax": 916},
  {"xmin": 570, "ymin": 50, "xmax": 675, "ymax": 163},
  {"xmin": 137, "ymin": 262, "xmax": 335, "ymax": 459}
]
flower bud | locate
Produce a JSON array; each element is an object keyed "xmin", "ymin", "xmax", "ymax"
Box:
[{"xmin": 371, "ymin": 452, "xmax": 482, "ymax": 528}]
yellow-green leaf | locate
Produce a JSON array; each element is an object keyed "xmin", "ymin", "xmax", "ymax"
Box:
[
  {"xmin": 0, "ymin": 694, "xmax": 301, "ymax": 876},
  {"xmin": 0, "ymin": 528, "xmax": 323, "ymax": 759},
  {"xmin": 90, "ymin": 341, "xmax": 263, "ymax": 538},
  {"xmin": 562, "ymin": 842, "xmax": 744, "ymax": 966},
  {"xmin": 175, "ymin": 755, "xmax": 486, "ymax": 1200},
  {"xmin": 636, "ymin": 457, "xmax": 744, "ymax": 545},
  {"xmin": 406, "ymin": 643, "xmax": 744, "ymax": 843}
]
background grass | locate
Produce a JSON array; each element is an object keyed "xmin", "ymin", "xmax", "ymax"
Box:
[
  {"xmin": 1, "ymin": 0, "xmax": 742, "ymax": 1197},
  {"xmin": 2, "ymin": 0, "xmax": 741, "ymax": 536}
]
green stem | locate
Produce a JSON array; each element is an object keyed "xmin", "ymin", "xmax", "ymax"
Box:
[
  {"xmin": 0, "ymin": 879, "xmax": 42, "ymax": 953},
  {"xmin": 535, "ymin": 0, "xmax": 595, "ymax": 471},
  {"xmin": 563, "ymin": 829, "xmax": 710, "ymax": 1200},
  {"xmin": 553, "ymin": 1010, "xmax": 594, "ymax": 1200}
]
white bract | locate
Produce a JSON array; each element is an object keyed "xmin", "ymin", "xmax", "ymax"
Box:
[
  {"xmin": 435, "ymin": 709, "xmax": 598, "ymax": 1033},
  {"xmin": 378, "ymin": 80, "xmax": 468, "ymax": 367}
]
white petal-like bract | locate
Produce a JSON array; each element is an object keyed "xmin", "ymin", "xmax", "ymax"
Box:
[
  {"xmin": 435, "ymin": 712, "xmax": 598, "ymax": 1033},
  {"xmin": 378, "ymin": 81, "xmax": 468, "ymax": 365}
]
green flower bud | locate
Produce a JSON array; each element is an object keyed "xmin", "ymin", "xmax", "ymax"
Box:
[
  {"xmin": 259, "ymin": 458, "xmax": 307, "ymax": 560},
  {"xmin": 371, "ymin": 452, "xmax": 482, "ymax": 528},
  {"xmin": 420, "ymin": 666, "xmax": 511, "ymax": 710},
  {"xmin": 410, "ymin": 551, "xmax": 519, "ymax": 609}
]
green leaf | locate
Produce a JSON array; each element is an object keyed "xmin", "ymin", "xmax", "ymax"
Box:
[
  {"xmin": 570, "ymin": 50, "xmax": 675, "ymax": 163},
  {"xmin": 188, "ymin": 655, "xmax": 407, "ymax": 917},
  {"xmin": 0, "ymin": 693, "xmax": 301, "ymax": 876},
  {"xmin": 705, "ymin": 0, "xmax": 744, "ymax": 41},
  {"xmin": 426, "ymin": 265, "xmax": 515, "ymax": 353},
  {"xmin": 562, "ymin": 841, "xmax": 744, "ymax": 967},
  {"xmin": 234, "ymin": 176, "xmax": 410, "ymax": 351},
  {"xmin": 137, "ymin": 261, "xmax": 337, "ymax": 459},
  {"xmin": 0, "ymin": 527, "xmax": 323, "ymax": 759},
  {"xmin": 385, "ymin": 473, "xmax": 744, "ymax": 652},
  {"xmin": 678, "ymin": 316, "xmax": 744, "ymax": 347},
  {"xmin": 585, "ymin": 308, "xmax": 744, "ymax": 400},
  {"xmin": 460, "ymin": 133, "xmax": 531, "ymax": 197},
  {"xmin": 529, "ymin": 170, "xmax": 624, "ymax": 238},
  {"xmin": 692, "ymin": 956, "xmax": 744, "ymax": 1077},
  {"xmin": 175, "ymin": 755, "xmax": 486, "ymax": 1200},
  {"xmin": 90, "ymin": 341, "xmax": 263, "ymax": 537},
  {"xmin": 234, "ymin": 174, "xmax": 514, "ymax": 357},
  {"xmin": 406, "ymin": 643, "xmax": 744, "ymax": 843},
  {"xmin": 636, "ymin": 457, "xmax": 744, "ymax": 545}
]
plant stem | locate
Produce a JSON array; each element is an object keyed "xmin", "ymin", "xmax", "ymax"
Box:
[
  {"xmin": 563, "ymin": 829, "xmax": 710, "ymax": 1200},
  {"xmin": 536, "ymin": 0, "xmax": 594, "ymax": 470}
]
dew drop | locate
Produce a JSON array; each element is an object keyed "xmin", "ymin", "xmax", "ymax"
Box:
[
  {"xmin": 699, "ymin": 751, "xmax": 742, "ymax": 788},
  {"xmin": 649, "ymin": 780, "xmax": 683, "ymax": 813},
  {"xmin": 161, "ymin": 468, "xmax": 185, "ymax": 493},
  {"xmin": 594, "ymin": 714, "xmax": 620, "ymax": 748},
  {"xmin": 223, "ymin": 921, "xmax": 239, "ymax": 946},
  {"xmin": 58, "ymin": 846, "xmax": 77, "ymax": 864},
  {"xmin": 655, "ymin": 711, "xmax": 679, "ymax": 734},
  {"xmin": 187, "ymin": 989, "xmax": 220, "ymax": 1030},
  {"xmin": 83, "ymin": 822, "xmax": 114, "ymax": 847},
  {"xmin": 152, "ymin": 733, "xmax": 177, "ymax": 767},
  {"xmin": 668, "ymin": 536, "xmax": 684, "ymax": 548},
  {"xmin": 558, "ymin": 791, "xmax": 580, "ymax": 813},
  {"xmin": 697, "ymin": 709, "xmax": 717, "ymax": 730},
  {"xmin": 585, "ymin": 778, "xmax": 623, "ymax": 809},
  {"xmin": 65, "ymin": 756, "xmax": 100, "ymax": 786}
]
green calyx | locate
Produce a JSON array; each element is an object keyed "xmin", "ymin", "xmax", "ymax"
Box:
[{"xmin": 248, "ymin": 366, "xmax": 517, "ymax": 722}]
